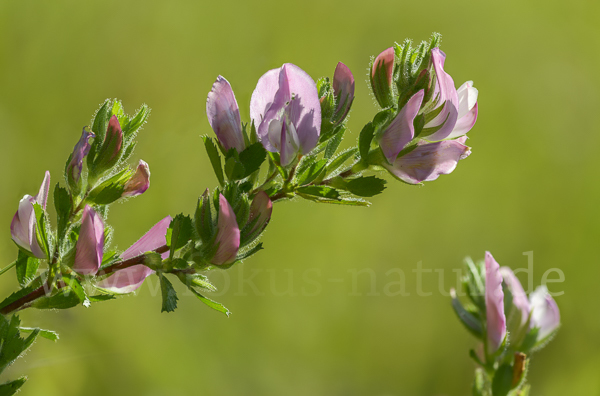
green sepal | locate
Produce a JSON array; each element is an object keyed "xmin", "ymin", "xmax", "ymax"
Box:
[
  {"xmin": 15, "ymin": 251, "xmax": 39, "ymax": 288},
  {"xmin": 202, "ymin": 136, "xmax": 225, "ymax": 186},
  {"xmin": 19, "ymin": 327, "xmax": 59, "ymax": 341},
  {"xmin": 86, "ymin": 167, "xmax": 132, "ymax": 205},
  {"xmin": 195, "ymin": 191, "xmax": 215, "ymax": 244},
  {"xmin": 0, "ymin": 376, "xmax": 27, "ymax": 395},
  {"xmin": 31, "ymin": 202, "xmax": 52, "ymax": 261},
  {"xmin": 166, "ymin": 214, "xmax": 193, "ymax": 259},
  {"xmin": 158, "ymin": 273, "xmax": 178, "ymax": 313},
  {"xmin": 451, "ymin": 290, "xmax": 483, "ymax": 339},
  {"xmin": 90, "ymin": 100, "xmax": 111, "ymax": 152},
  {"xmin": 491, "ymin": 364, "xmax": 513, "ymax": 396}
]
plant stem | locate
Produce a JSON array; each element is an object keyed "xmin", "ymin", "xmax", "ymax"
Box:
[
  {"xmin": 0, "ymin": 244, "xmax": 170, "ymax": 316},
  {"xmin": 0, "ymin": 260, "xmax": 17, "ymax": 277}
]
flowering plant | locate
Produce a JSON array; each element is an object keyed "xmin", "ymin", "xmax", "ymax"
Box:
[{"xmin": 0, "ymin": 33, "xmax": 492, "ymax": 394}]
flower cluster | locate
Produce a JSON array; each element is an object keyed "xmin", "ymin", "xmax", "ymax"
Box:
[{"xmin": 451, "ymin": 252, "xmax": 560, "ymax": 395}]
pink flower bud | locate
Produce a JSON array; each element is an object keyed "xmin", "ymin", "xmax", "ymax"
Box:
[
  {"xmin": 206, "ymin": 76, "xmax": 245, "ymax": 153},
  {"xmin": 66, "ymin": 128, "xmax": 94, "ymax": 188},
  {"xmin": 370, "ymin": 47, "xmax": 395, "ymax": 108},
  {"xmin": 529, "ymin": 286, "xmax": 560, "ymax": 341},
  {"xmin": 73, "ymin": 205, "xmax": 104, "ymax": 276},
  {"xmin": 122, "ymin": 160, "xmax": 150, "ymax": 197},
  {"xmin": 332, "ymin": 62, "xmax": 355, "ymax": 124},
  {"xmin": 10, "ymin": 171, "xmax": 50, "ymax": 258},
  {"xmin": 210, "ymin": 194, "xmax": 240, "ymax": 266},
  {"xmin": 485, "ymin": 251, "xmax": 507, "ymax": 355}
]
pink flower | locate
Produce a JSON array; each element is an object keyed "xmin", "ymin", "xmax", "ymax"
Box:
[
  {"xmin": 485, "ymin": 251, "xmax": 507, "ymax": 354},
  {"xmin": 122, "ymin": 160, "xmax": 150, "ymax": 197},
  {"xmin": 251, "ymin": 63, "xmax": 321, "ymax": 166},
  {"xmin": 10, "ymin": 171, "xmax": 51, "ymax": 258},
  {"xmin": 210, "ymin": 194, "xmax": 241, "ymax": 265},
  {"xmin": 97, "ymin": 216, "xmax": 172, "ymax": 293}
]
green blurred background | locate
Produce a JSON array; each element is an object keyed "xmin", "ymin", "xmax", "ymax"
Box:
[{"xmin": 1, "ymin": 0, "xmax": 599, "ymax": 395}]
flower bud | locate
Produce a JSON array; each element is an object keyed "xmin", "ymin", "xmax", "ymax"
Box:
[
  {"xmin": 206, "ymin": 76, "xmax": 246, "ymax": 153},
  {"xmin": 122, "ymin": 160, "xmax": 150, "ymax": 197},
  {"xmin": 97, "ymin": 216, "xmax": 172, "ymax": 293},
  {"xmin": 210, "ymin": 194, "xmax": 240, "ymax": 266},
  {"xmin": 370, "ymin": 47, "xmax": 395, "ymax": 108},
  {"xmin": 500, "ymin": 267, "xmax": 530, "ymax": 343},
  {"xmin": 72, "ymin": 205, "xmax": 104, "ymax": 276},
  {"xmin": 10, "ymin": 171, "xmax": 50, "ymax": 258},
  {"xmin": 241, "ymin": 191, "xmax": 272, "ymax": 246},
  {"xmin": 66, "ymin": 128, "xmax": 94, "ymax": 192},
  {"xmin": 485, "ymin": 251, "xmax": 507, "ymax": 355},
  {"xmin": 93, "ymin": 115, "xmax": 123, "ymax": 174},
  {"xmin": 331, "ymin": 62, "xmax": 355, "ymax": 125},
  {"xmin": 529, "ymin": 286, "xmax": 560, "ymax": 341}
]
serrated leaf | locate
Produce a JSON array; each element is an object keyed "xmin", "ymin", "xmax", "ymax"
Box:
[
  {"xmin": 159, "ymin": 273, "xmax": 178, "ymax": 313},
  {"xmin": 0, "ymin": 377, "xmax": 27, "ymax": 396},
  {"xmin": 224, "ymin": 154, "xmax": 245, "ymax": 181},
  {"xmin": 345, "ymin": 176, "xmax": 387, "ymax": 197},
  {"xmin": 167, "ymin": 214, "xmax": 193, "ymax": 259},
  {"xmin": 31, "ymin": 288, "xmax": 82, "ymax": 310},
  {"xmin": 86, "ymin": 168, "xmax": 131, "ymax": 205},
  {"xmin": 53, "ymin": 183, "xmax": 71, "ymax": 241},
  {"xmin": 19, "ymin": 327, "xmax": 59, "ymax": 341},
  {"xmin": 238, "ymin": 143, "xmax": 267, "ymax": 178},
  {"xmin": 202, "ymin": 136, "xmax": 225, "ymax": 186},
  {"xmin": 294, "ymin": 159, "xmax": 327, "ymax": 186},
  {"xmin": 296, "ymin": 186, "xmax": 340, "ymax": 200},
  {"xmin": 0, "ymin": 315, "xmax": 39, "ymax": 373},
  {"xmin": 189, "ymin": 289, "xmax": 230, "ymax": 316},
  {"xmin": 358, "ymin": 122, "xmax": 375, "ymax": 163},
  {"xmin": 15, "ymin": 251, "xmax": 39, "ymax": 288},
  {"xmin": 325, "ymin": 147, "xmax": 358, "ymax": 179},
  {"xmin": 324, "ymin": 128, "xmax": 345, "ymax": 159}
]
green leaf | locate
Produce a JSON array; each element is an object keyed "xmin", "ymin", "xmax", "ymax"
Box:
[
  {"xmin": 491, "ymin": 364, "xmax": 513, "ymax": 396},
  {"xmin": 32, "ymin": 203, "xmax": 51, "ymax": 260},
  {"xmin": 31, "ymin": 288, "xmax": 82, "ymax": 310},
  {"xmin": 123, "ymin": 104, "xmax": 149, "ymax": 142},
  {"xmin": 307, "ymin": 197, "xmax": 370, "ymax": 206},
  {"xmin": 62, "ymin": 276, "xmax": 89, "ymax": 307},
  {"xmin": 159, "ymin": 273, "xmax": 178, "ymax": 313},
  {"xmin": 91, "ymin": 100, "xmax": 110, "ymax": 146},
  {"xmin": 88, "ymin": 294, "xmax": 116, "ymax": 302},
  {"xmin": 236, "ymin": 242, "xmax": 263, "ymax": 262},
  {"xmin": 325, "ymin": 147, "xmax": 358, "ymax": 179},
  {"xmin": 345, "ymin": 176, "xmax": 387, "ymax": 197},
  {"xmin": 296, "ymin": 186, "xmax": 340, "ymax": 200},
  {"xmin": 238, "ymin": 143, "xmax": 267, "ymax": 178},
  {"xmin": 189, "ymin": 288, "xmax": 230, "ymax": 316},
  {"xmin": 19, "ymin": 327, "xmax": 59, "ymax": 341},
  {"xmin": 472, "ymin": 368, "xmax": 489, "ymax": 396},
  {"xmin": 167, "ymin": 214, "xmax": 193, "ymax": 259},
  {"xmin": 294, "ymin": 159, "xmax": 327, "ymax": 186},
  {"xmin": 53, "ymin": 183, "xmax": 71, "ymax": 241},
  {"xmin": 0, "ymin": 377, "xmax": 27, "ymax": 396},
  {"xmin": 202, "ymin": 136, "xmax": 225, "ymax": 186},
  {"xmin": 0, "ymin": 315, "xmax": 39, "ymax": 373},
  {"xmin": 224, "ymin": 154, "xmax": 245, "ymax": 181},
  {"xmin": 324, "ymin": 128, "xmax": 345, "ymax": 159},
  {"xmin": 15, "ymin": 251, "xmax": 39, "ymax": 288},
  {"xmin": 358, "ymin": 122, "xmax": 375, "ymax": 163}
]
